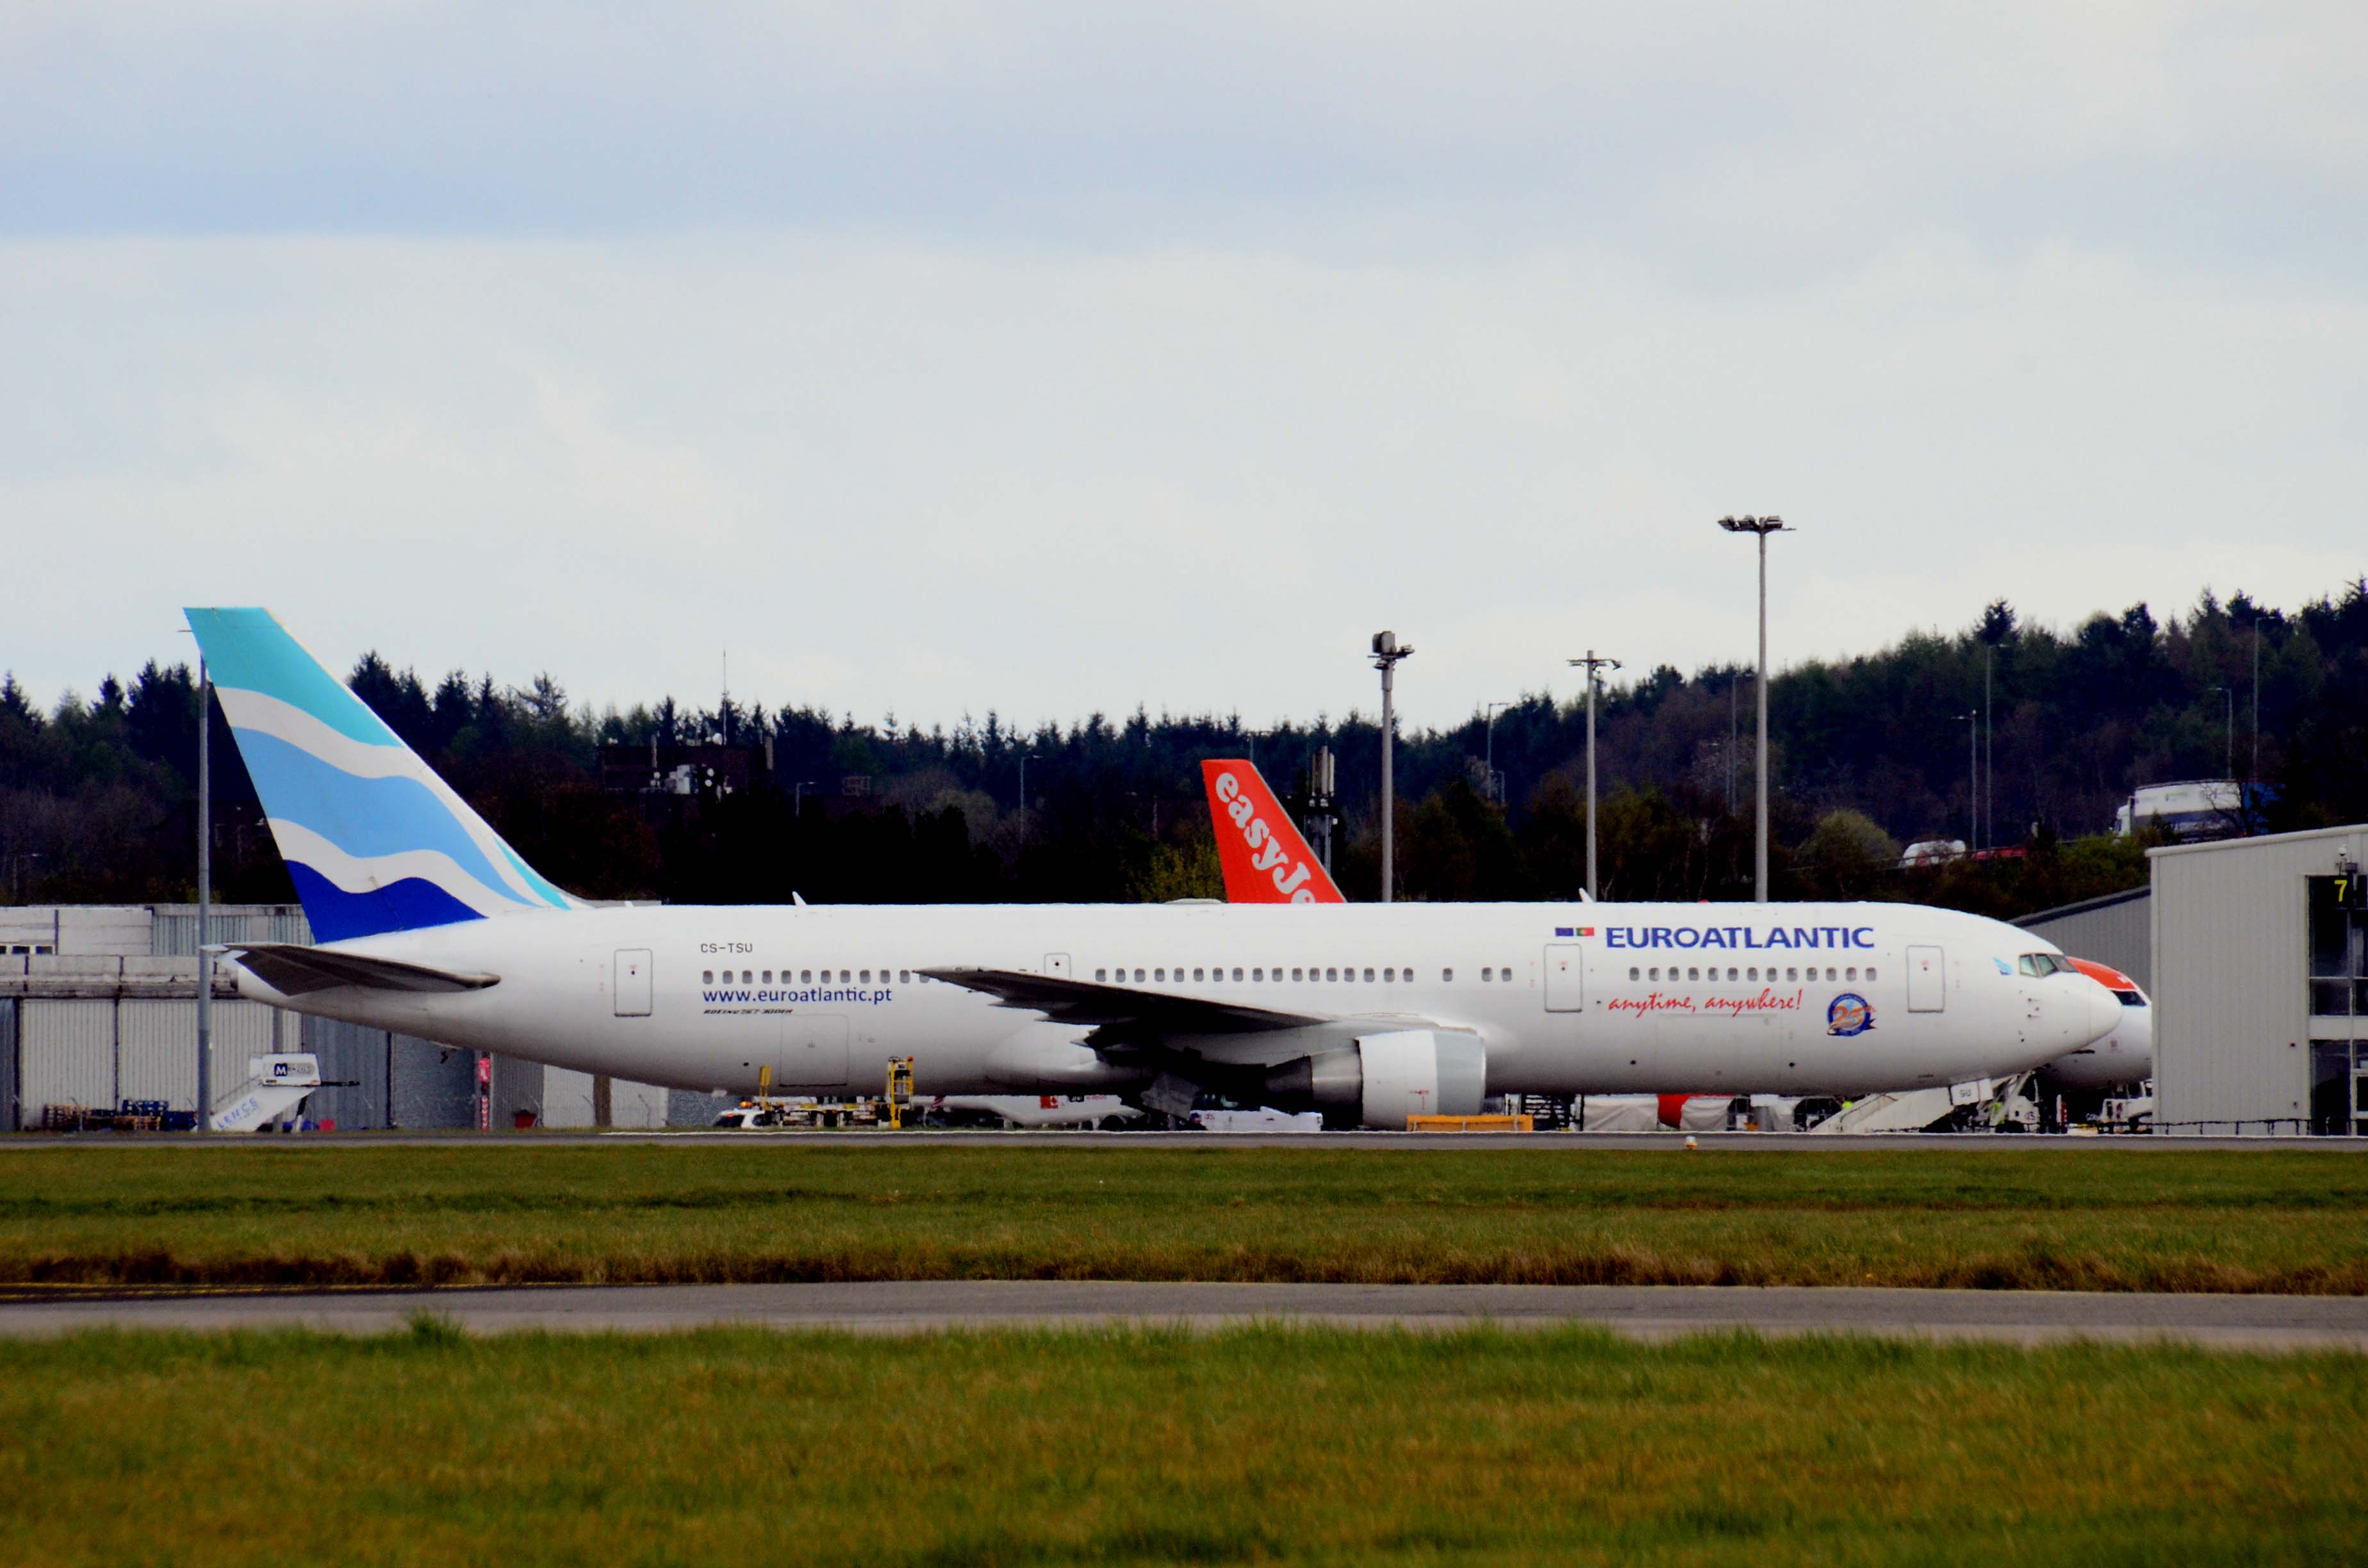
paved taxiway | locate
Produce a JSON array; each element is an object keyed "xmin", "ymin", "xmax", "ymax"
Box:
[{"xmin": 6, "ymin": 1282, "xmax": 2366, "ymax": 1349}]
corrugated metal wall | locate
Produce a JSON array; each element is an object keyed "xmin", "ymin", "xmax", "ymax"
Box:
[
  {"xmin": 21, "ymin": 1000, "xmax": 116, "ymax": 1118},
  {"xmin": 148, "ymin": 906, "xmax": 312, "ymax": 957},
  {"xmin": 119, "ymin": 999, "xmax": 197, "ymax": 1109},
  {"xmin": 1, "ymin": 1000, "xmax": 18, "ymax": 1131},
  {"xmin": 391, "ymin": 1036, "xmax": 477, "ymax": 1129},
  {"xmin": 302, "ymin": 1017, "xmax": 392, "ymax": 1130},
  {"xmin": 2017, "ymin": 890, "xmax": 2153, "ymax": 992},
  {"xmin": 2153, "ymin": 826, "xmax": 2368, "ymax": 1133}
]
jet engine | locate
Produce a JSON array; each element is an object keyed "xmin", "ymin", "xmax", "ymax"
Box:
[{"xmin": 1264, "ymin": 1029, "xmax": 1486, "ymax": 1129}]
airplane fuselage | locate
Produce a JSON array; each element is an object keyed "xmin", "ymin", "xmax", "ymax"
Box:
[{"xmin": 234, "ymin": 900, "xmax": 2116, "ymax": 1105}]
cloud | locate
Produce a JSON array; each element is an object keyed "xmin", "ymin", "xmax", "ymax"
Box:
[{"xmin": 4, "ymin": 228, "xmax": 2361, "ymax": 729}]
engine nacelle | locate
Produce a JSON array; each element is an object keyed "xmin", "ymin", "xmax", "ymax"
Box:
[{"xmin": 1264, "ymin": 1030, "xmax": 1486, "ymax": 1128}]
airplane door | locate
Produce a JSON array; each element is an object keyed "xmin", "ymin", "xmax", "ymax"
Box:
[
  {"xmin": 1907, "ymin": 945, "xmax": 1945, "ymax": 1012},
  {"xmin": 777, "ymin": 1016, "xmax": 850, "ymax": 1086},
  {"xmin": 614, "ymin": 950, "xmax": 652, "ymax": 1017},
  {"xmin": 1544, "ymin": 945, "xmax": 1585, "ymax": 1012},
  {"xmin": 1044, "ymin": 954, "xmax": 1071, "ymax": 979}
]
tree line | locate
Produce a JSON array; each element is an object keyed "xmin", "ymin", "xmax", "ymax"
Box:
[{"xmin": 4, "ymin": 578, "xmax": 2365, "ymax": 919}]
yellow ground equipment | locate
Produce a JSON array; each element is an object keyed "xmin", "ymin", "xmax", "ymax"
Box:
[
  {"xmin": 1406, "ymin": 1114, "xmax": 1534, "ymax": 1132},
  {"xmin": 884, "ymin": 1057, "xmax": 914, "ymax": 1129}
]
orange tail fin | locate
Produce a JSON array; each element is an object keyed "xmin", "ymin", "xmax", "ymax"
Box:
[{"xmin": 1199, "ymin": 759, "xmax": 1345, "ymax": 904}]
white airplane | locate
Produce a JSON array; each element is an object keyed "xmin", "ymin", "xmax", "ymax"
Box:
[
  {"xmin": 187, "ymin": 610, "xmax": 2123, "ymax": 1129},
  {"xmin": 2040, "ymin": 957, "xmax": 2153, "ymax": 1090}
]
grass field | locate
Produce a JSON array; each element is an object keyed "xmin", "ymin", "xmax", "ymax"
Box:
[
  {"xmin": 5, "ymin": 1143, "xmax": 2367, "ymax": 1293},
  {"xmin": 3, "ymin": 1322, "xmax": 2362, "ymax": 1566}
]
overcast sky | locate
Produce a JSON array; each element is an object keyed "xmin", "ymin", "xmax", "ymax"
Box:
[{"xmin": 6, "ymin": 3, "xmax": 2364, "ymax": 731}]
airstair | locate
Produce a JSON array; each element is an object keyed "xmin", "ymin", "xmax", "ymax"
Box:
[{"xmin": 209, "ymin": 1053, "xmax": 325, "ymax": 1132}]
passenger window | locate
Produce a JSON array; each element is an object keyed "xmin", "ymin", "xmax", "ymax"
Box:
[
  {"xmin": 900, "ymin": 970, "xmax": 911, "ymax": 984},
  {"xmin": 1482, "ymin": 967, "xmax": 1493, "ymax": 982},
  {"xmin": 1293, "ymin": 968, "xmax": 1304, "ymax": 981},
  {"xmin": 1384, "ymin": 967, "xmax": 1395, "ymax": 983},
  {"xmin": 1155, "ymin": 968, "xmax": 1165, "ymax": 982},
  {"xmin": 1096, "ymin": 968, "xmax": 1107, "ymax": 982},
  {"xmin": 1866, "ymin": 967, "xmax": 1877, "ymax": 981},
  {"xmin": 1688, "ymin": 967, "xmax": 1700, "ymax": 981},
  {"xmin": 839, "ymin": 970, "xmax": 850, "ymax": 984},
  {"xmin": 1629, "ymin": 967, "xmax": 1641, "ymax": 981},
  {"xmin": 1442, "ymin": 968, "xmax": 1454, "ymax": 982},
  {"xmin": 1727, "ymin": 967, "xmax": 1737, "ymax": 981},
  {"xmin": 762, "ymin": 970, "xmax": 772, "ymax": 983},
  {"xmin": 860, "ymin": 970, "xmax": 871, "ymax": 983},
  {"xmin": 1786, "ymin": 967, "xmax": 1797, "ymax": 982},
  {"xmin": 1846, "ymin": 967, "xmax": 1857, "ymax": 982},
  {"xmin": 702, "ymin": 970, "xmax": 714, "ymax": 984},
  {"xmin": 1193, "ymin": 968, "xmax": 1204, "ymax": 982},
  {"xmin": 1326, "ymin": 967, "xmax": 1338, "ymax": 982},
  {"xmin": 743, "ymin": 970, "xmax": 753, "ymax": 984},
  {"xmin": 1363, "ymin": 968, "xmax": 1374, "ymax": 983},
  {"xmin": 1253, "ymin": 967, "xmax": 1263, "ymax": 981},
  {"xmin": 1649, "ymin": 967, "xmax": 1660, "ymax": 981},
  {"xmin": 1826, "ymin": 967, "xmax": 1837, "ymax": 981},
  {"xmin": 1232, "ymin": 967, "xmax": 1243, "ymax": 981}
]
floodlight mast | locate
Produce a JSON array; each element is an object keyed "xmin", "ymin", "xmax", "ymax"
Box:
[
  {"xmin": 1717, "ymin": 515, "xmax": 1791, "ymax": 902},
  {"xmin": 1370, "ymin": 631, "xmax": 1414, "ymax": 903},
  {"xmin": 1566, "ymin": 651, "xmax": 1622, "ymax": 900}
]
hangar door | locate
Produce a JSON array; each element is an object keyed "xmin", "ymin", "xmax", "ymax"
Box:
[
  {"xmin": 1544, "ymin": 945, "xmax": 1585, "ymax": 1012},
  {"xmin": 614, "ymin": 950, "xmax": 653, "ymax": 1017},
  {"xmin": 1906, "ymin": 945, "xmax": 1945, "ymax": 1012},
  {"xmin": 776, "ymin": 1016, "xmax": 850, "ymax": 1087}
]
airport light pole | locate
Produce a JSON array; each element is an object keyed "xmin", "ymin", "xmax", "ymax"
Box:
[
  {"xmin": 1483, "ymin": 700, "xmax": 1514, "ymax": 806},
  {"xmin": 1717, "ymin": 516, "xmax": 1790, "ymax": 902},
  {"xmin": 791, "ymin": 780, "xmax": 815, "ymax": 817},
  {"xmin": 1567, "ymin": 653, "xmax": 1622, "ymax": 900},
  {"xmin": 1019, "ymin": 754, "xmax": 1040, "ymax": 813},
  {"xmin": 1370, "ymin": 632, "xmax": 1414, "ymax": 903}
]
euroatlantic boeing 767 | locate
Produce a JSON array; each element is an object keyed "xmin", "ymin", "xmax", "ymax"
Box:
[{"xmin": 188, "ymin": 609, "xmax": 2121, "ymax": 1128}]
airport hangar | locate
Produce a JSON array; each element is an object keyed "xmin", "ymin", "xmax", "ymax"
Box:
[{"xmin": 4, "ymin": 820, "xmax": 2365, "ymax": 1136}]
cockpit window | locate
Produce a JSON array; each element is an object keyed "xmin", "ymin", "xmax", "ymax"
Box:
[
  {"xmin": 2114, "ymin": 989, "xmax": 2146, "ymax": 1006},
  {"xmin": 2017, "ymin": 953, "xmax": 2069, "ymax": 977}
]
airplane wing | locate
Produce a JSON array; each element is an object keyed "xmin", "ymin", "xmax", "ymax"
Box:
[
  {"xmin": 221, "ymin": 943, "xmax": 500, "ymax": 996},
  {"xmin": 919, "ymin": 968, "xmax": 1324, "ymax": 1039},
  {"xmin": 1199, "ymin": 759, "xmax": 1345, "ymax": 904}
]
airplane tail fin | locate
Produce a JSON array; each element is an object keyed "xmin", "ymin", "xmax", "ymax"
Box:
[
  {"xmin": 1199, "ymin": 759, "xmax": 1345, "ymax": 904},
  {"xmin": 184, "ymin": 608, "xmax": 580, "ymax": 943}
]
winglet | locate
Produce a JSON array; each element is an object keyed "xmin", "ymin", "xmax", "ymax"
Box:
[{"xmin": 1199, "ymin": 759, "xmax": 1345, "ymax": 904}]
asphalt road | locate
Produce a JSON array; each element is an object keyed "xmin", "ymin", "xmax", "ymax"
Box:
[{"xmin": 6, "ymin": 1282, "xmax": 2367, "ymax": 1349}]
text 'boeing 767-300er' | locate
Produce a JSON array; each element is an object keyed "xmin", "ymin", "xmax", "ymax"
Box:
[{"xmin": 186, "ymin": 609, "xmax": 2122, "ymax": 1128}]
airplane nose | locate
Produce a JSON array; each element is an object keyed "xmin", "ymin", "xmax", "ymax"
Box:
[{"xmin": 2078, "ymin": 980, "xmax": 2120, "ymax": 1047}]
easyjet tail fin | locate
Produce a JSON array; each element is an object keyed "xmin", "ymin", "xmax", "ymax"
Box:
[{"xmin": 1199, "ymin": 759, "xmax": 1345, "ymax": 904}]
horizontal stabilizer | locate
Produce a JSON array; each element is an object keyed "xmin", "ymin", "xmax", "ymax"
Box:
[{"xmin": 222, "ymin": 943, "xmax": 500, "ymax": 997}]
